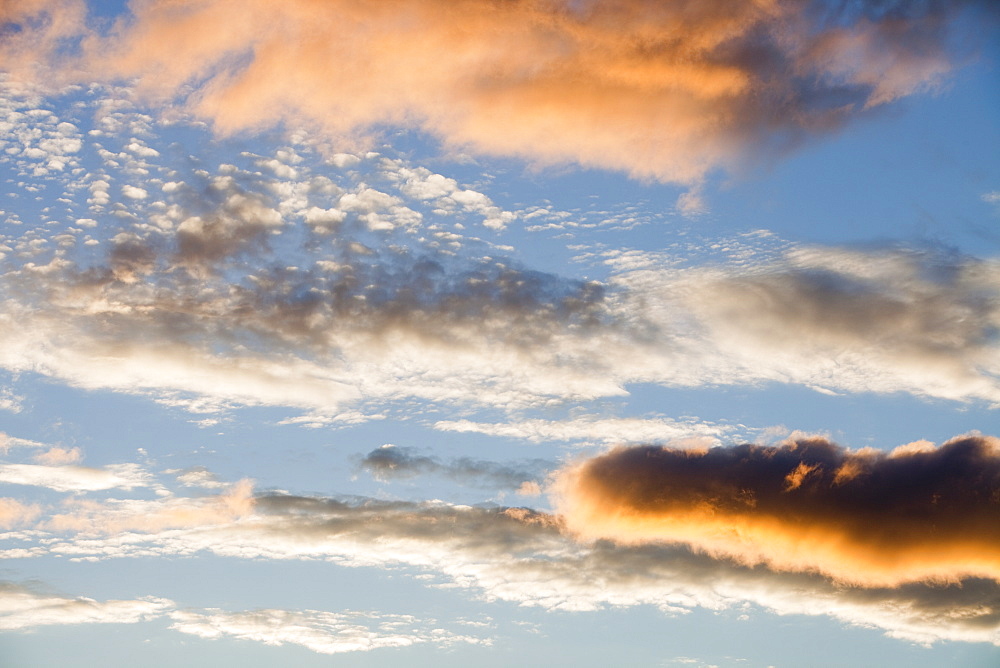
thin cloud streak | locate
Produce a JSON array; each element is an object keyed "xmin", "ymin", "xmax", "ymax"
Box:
[{"xmin": 0, "ymin": 581, "xmax": 489, "ymax": 655}]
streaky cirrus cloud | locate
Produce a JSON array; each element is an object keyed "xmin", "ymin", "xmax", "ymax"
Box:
[
  {"xmin": 0, "ymin": 580, "xmax": 489, "ymax": 655},
  {"xmin": 433, "ymin": 414, "xmax": 737, "ymax": 446},
  {"xmin": 553, "ymin": 433, "xmax": 1000, "ymax": 586},
  {"xmin": 0, "ymin": 581, "xmax": 171, "ymax": 631},
  {"xmin": 6, "ymin": 485, "xmax": 999, "ymax": 646},
  {"xmin": 168, "ymin": 608, "xmax": 489, "ymax": 655},
  {"xmin": 2, "ymin": 0, "xmax": 993, "ymax": 189}
]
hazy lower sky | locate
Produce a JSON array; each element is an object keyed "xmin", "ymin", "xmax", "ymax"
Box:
[{"xmin": 1, "ymin": 1, "xmax": 999, "ymax": 666}]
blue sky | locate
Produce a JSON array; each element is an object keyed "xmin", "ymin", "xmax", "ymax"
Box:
[{"xmin": 0, "ymin": 1, "xmax": 999, "ymax": 665}]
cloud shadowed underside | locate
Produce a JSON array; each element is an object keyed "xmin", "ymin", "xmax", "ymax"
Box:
[{"xmin": 554, "ymin": 434, "xmax": 1000, "ymax": 586}]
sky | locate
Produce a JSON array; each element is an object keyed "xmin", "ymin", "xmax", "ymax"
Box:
[{"xmin": 0, "ymin": 1, "xmax": 999, "ymax": 666}]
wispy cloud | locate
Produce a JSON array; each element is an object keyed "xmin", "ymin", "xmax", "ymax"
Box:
[
  {"xmin": 0, "ymin": 581, "xmax": 489, "ymax": 655},
  {"xmin": 434, "ymin": 415, "xmax": 736, "ymax": 446},
  {"xmin": 0, "ymin": 463, "xmax": 152, "ymax": 492},
  {"xmin": 0, "ymin": 582, "xmax": 171, "ymax": 631},
  {"xmin": 168, "ymin": 608, "xmax": 489, "ymax": 655}
]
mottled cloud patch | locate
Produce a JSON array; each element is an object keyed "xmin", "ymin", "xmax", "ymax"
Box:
[
  {"xmin": 359, "ymin": 444, "xmax": 548, "ymax": 491},
  {"xmin": 553, "ymin": 434, "xmax": 1000, "ymax": 586},
  {"xmin": 0, "ymin": 80, "xmax": 998, "ymax": 415},
  {"xmin": 2, "ymin": 0, "xmax": 992, "ymax": 187},
  {"xmin": 169, "ymin": 608, "xmax": 489, "ymax": 655}
]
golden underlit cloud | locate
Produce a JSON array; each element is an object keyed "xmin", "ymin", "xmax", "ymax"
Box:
[
  {"xmin": 553, "ymin": 434, "xmax": 1000, "ymax": 586},
  {"xmin": 2, "ymin": 0, "xmax": 989, "ymax": 184}
]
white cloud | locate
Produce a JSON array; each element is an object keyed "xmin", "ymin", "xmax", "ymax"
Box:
[
  {"xmin": 0, "ymin": 583, "xmax": 172, "ymax": 631},
  {"xmin": 0, "ymin": 463, "xmax": 151, "ymax": 492},
  {"xmin": 433, "ymin": 415, "xmax": 736, "ymax": 446},
  {"xmin": 169, "ymin": 608, "xmax": 488, "ymax": 655},
  {"xmin": 121, "ymin": 184, "xmax": 148, "ymax": 200}
]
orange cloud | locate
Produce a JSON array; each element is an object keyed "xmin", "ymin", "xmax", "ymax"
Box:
[
  {"xmin": 3, "ymin": 0, "xmax": 987, "ymax": 184},
  {"xmin": 553, "ymin": 434, "xmax": 1000, "ymax": 586}
]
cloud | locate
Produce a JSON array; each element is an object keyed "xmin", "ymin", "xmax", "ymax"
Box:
[
  {"xmin": 8, "ymin": 487, "xmax": 999, "ymax": 646},
  {"xmin": 168, "ymin": 608, "xmax": 488, "ymax": 655},
  {"xmin": 433, "ymin": 415, "xmax": 735, "ymax": 446},
  {"xmin": 1, "ymin": 83, "xmax": 999, "ymax": 414},
  {"xmin": 3, "ymin": 0, "xmax": 992, "ymax": 186},
  {"xmin": 667, "ymin": 246, "xmax": 1000, "ymax": 403},
  {"xmin": 552, "ymin": 434, "xmax": 1000, "ymax": 586},
  {"xmin": 0, "ymin": 582, "xmax": 171, "ymax": 631},
  {"xmin": 0, "ymin": 433, "xmax": 48, "ymax": 454},
  {"xmin": 0, "ymin": 498, "xmax": 40, "ymax": 529},
  {"xmin": 358, "ymin": 444, "xmax": 548, "ymax": 490},
  {"xmin": 0, "ymin": 462, "xmax": 152, "ymax": 492},
  {"xmin": 0, "ymin": 388, "xmax": 23, "ymax": 413},
  {"xmin": 0, "ymin": 580, "xmax": 488, "ymax": 655},
  {"xmin": 33, "ymin": 446, "xmax": 83, "ymax": 466},
  {"xmin": 43, "ymin": 479, "xmax": 254, "ymax": 533}
]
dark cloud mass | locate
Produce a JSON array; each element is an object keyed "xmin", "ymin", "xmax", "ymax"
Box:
[{"xmin": 555, "ymin": 434, "xmax": 1000, "ymax": 585}]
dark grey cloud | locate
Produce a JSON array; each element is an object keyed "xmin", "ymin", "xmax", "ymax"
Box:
[
  {"xmin": 555, "ymin": 433, "xmax": 1000, "ymax": 586},
  {"xmin": 358, "ymin": 444, "xmax": 550, "ymax": 489}
]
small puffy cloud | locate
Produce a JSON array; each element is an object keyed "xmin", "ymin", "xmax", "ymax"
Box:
[
  {"xmin": 121, "ymin": 184, "xmax": 147, "ymax": 200},
  {"xmin": 33, "ymin": 446, "xmax": 83, "ymax": 466}
]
